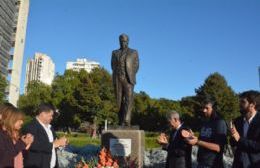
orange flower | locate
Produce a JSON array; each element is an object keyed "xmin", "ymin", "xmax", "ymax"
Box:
[
  {"xmin": 112, "ymin": 161, "xmax": 119, "ymax": 168},
  {"xmin": 82, "ymin": 164, "xmax": 89, "ymax": 168},
  {"xmin": 106, "ymin": 162, "xmax": 112, "ymax": 167},
  {"xmin": 97, "ymin": 147, "xmax": 121, "ymax": 167}
]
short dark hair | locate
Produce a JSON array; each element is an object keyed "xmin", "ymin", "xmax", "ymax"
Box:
[
  {"xmin": 240, "ymin": 90, "xmax": 260, "ymax": 110},
  {"xmin": 36, "ymin": 103, "xmax": 56, "ymax": 115},
  {"xmin": 202, "ymin": 96, "xmax": 216, "ymax": 108}
]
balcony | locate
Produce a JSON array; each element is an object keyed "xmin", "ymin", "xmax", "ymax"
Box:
[
  {"xmin": 8, "ymin": 68, "xmax": 12, "ymax": 74},
  {"xmin": 9, "ymin": 54, "xmax": 14, "ymax": 60}
]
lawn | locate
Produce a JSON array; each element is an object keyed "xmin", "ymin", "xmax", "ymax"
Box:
[
  {"xmin": 57, "ymin": 132, "xmax": 100, "ymax": 147},
  {"xmin": 57, "ymin": 132, "xmax": 161, "ymax": 149}
]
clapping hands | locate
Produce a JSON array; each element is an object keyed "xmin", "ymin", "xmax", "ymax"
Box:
[
  {"xmin": 182, "ymin": 129, "xmax": 198, "ymax": 146},
  {"xmin": 157, "ymin": 133, "xmax": 169, "ymax": 145},
  {"xmin": 53, "ymin": 136, "xmax": 68, "ymax": 148},
  {"xmin": 230, "ymin": 125, "xmax": 240, "ymax": 142},
  {"xmin": 21, "ymin": 133, "xmax": 34, "ymax": 147}
]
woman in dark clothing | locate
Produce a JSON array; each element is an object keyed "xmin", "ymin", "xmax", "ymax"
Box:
[{"xmin": 0, "ymin": 104, "xmax": 34, "ymax": 168}]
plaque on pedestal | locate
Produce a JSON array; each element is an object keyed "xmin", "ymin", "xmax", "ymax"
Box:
[
  {"xmin": 110, "ymin": 138, "xmax": 131, "ymax": 156},
  {"xmin": 101, "ymin": 128, "xmax": 145, "ymax": 168}
]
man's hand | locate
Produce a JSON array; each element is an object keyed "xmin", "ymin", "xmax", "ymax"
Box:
[
  {"xmin": 185, "ymin": 135, "xmax": 198, "ymax": 146},
  {"xmin": 157, "ymin": 133, "xmax": 168, "ymax": 145},
  {"xmin": 53, "ymin": 136, "xmax": 68, "ymax": 148},
  {"xmin": 231, "ymin": 126, "xmax": 240, "ymax": 142},
  {"xmin": 21, "ymin": 133, "xmax": 34, "ymax": 146}
]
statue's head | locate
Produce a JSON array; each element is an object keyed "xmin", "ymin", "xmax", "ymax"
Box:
[{"xmin": 119, "ymin": 34, "xmax": 129, "ymax": 50}]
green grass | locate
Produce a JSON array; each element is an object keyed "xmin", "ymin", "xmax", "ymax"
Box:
[
  {"xmin": 145, "ymin": 137, "xmax": 160, "ymax": 149},
  {"xmin": 145, "ymin": 132, "xmax": 160, "ymax": 149},
  {"xmin": 56, "ymin": 131, "xmax": 161, "ymax": 149},
  {"xmin": 57, "ymin": 132, "xmax": 100, "ymax": 147},
  {"xmin": 68, "ymin": 136, "xmax": 100, "ymax": 147}
]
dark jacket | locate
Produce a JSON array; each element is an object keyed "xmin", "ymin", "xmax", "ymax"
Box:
[
  {"xmin": 0, "ymin": 130, "xmax": 26, "ymax": 168},
  {"xmin": 23, "ymin": 119, "xmax": 58, "ymax": 168},
  {"xmin": 163, "ymin": 125, "xmax": 192, "ymax": 168},
  {"xmin": 231, "ymin": 112, "xmax": 260, "ymax": 168}
]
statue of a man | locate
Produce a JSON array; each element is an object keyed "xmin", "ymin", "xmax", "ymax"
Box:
[{"xmin": 111, "ymin": 34, "xmax": 139, "ymax": 126}]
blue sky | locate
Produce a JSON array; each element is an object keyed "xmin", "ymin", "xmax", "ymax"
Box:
[{"xmin": 21, "ymin": 0, "xmax": 260, "ymax": 100}]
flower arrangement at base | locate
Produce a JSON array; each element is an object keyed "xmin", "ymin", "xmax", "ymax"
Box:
[
  {"xmin": 97, "ymin": 148, "xmax": 119, "ymax": 168},
  {"xmin": 74, "ymin": 147, "xmax": 139, "ymax": 168},
  {"xmin": 75, "ymin": 157, "xmax": 89, "ymax": 168},
  {"xmin": 74, "ymin": 148, "xmax": 119, "ymax": 168}
]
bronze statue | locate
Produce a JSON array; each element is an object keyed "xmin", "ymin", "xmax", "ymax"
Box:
[{"xmin": 111, "ymin": 34, "xmax": 139, "ymax": 126}]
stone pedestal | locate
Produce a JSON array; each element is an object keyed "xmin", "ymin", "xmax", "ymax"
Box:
[{"xmin": 101, "ymin": 128, "xmax": 145, "ymax": 168}]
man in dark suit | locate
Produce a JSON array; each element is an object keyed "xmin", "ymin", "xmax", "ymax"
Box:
[
  {"xmin": 111, "ymin": 34, "xmax": 139, "ymax": 126},
  {"xmin": 231, "ymin": 90, "xmax": 260, "ymax": 168},
  {"xmin": 158, "ymin": 111, "xmax": 192, "ymax": 168},
  {"xmin": 23, "ymin": 103, "xmax": 67, "ymax": 168}
]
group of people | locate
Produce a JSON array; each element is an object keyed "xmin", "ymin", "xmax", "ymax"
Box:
[
  {"xmin": 0, "ymin": 103, "xmax": 67, "ymax": 168},
  {"xmin": 0, "ymin": 90, "xmax": 259, "ymax": 168},
  {"xmin": 158, "ymin": 90, "xmax": 260, "ymax": 168}
]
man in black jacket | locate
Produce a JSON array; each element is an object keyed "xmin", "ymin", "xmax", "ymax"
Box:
[
  {"xmin": 158, "ymin": 111, "xmax": 192, "ymax": 168},
  {"xmin": 23, "ymin": 103, "xmax": 67, "ymax": 168},
  {"xmin": 231, "ymin": 90, "xmax": 260, "ymax": 168}
]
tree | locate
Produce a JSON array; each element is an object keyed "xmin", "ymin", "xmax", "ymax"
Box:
[
  {"xmin": 0, "ymin": 75, "xmax": 7, "ymax": 104},
  {"xmin": 51, "ymin": 70, "xmax": 82, "ymax": 128},
  {"xmin": 132, "ymin": 91, "xmax": 154, "ymax": 130},
  {"xmin": 18, "ymin": 81, "xmax": 52, "ymax": 116},
  {"xmin": 74, "ymin": 69, "xmax": 102, "ymax": 122},
  {"xmin": 132, "ymin": 92, "xmax": 188, "ymax": 131},
  {"xmin": 195, "ymin": 72, "xmax": 239, "ymax": 121},
  {"xmin": 51, "ymin": 70, "xmax": 81, "ymax": 107},
  {"xmin": 180, "ymin": 96, "xmax": 201, "ymax": 130},
  {"xmin": 88, "ymin": 68, "xmax": 118, "ymax": 125},
  {"xmin": 51, "ymin": 69, "xmax": 118, "ymax": 128}
]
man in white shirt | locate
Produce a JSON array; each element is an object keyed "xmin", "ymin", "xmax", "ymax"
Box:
[{"xmin": 23, "ymin": 103, "xmax": 67, "ymax": 168}]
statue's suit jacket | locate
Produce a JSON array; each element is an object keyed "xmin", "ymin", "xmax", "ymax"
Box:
[{"xmin": 111, "ymin": 48, "xmax": 139, "ymax": 86}]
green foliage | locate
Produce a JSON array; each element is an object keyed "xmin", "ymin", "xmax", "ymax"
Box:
[
  {"xmin": 73, "ymin": 70, "xmax": 101, "ymax": 121},
  {"xmin": 132, "ymin": 92, "xmax": 188, "ymax": 131},
  {"xmin": 89, "ymin": 68, "xmax": 118, "ymax": 125},
  {"xmin": 21, "ymin": 115, "xmax": 33, "ymax": 132},
  {"xmin": 51, "ymin": 70, "xmax": 81, "ymax": 128},
  {"xmin": 24, "ymin": 115, "xmax": 33, "ymax": 126},
  {"xmin": 195, "ymin": 72, "xmax": 239, "ymax": 121},
  {"xmin": 180, "ymin": 96, "xmax": 201, "ymax": 129},
  {"xmin": 46, "ymin": 68, "xmax": 117, "ymax": 128},
  {"xmin": 0, "ymin": 75, "xmax": 7, "ymax": 104},
  {"xmin": 18, "ymin": 81, "xmax": 52, "ymax": 116},
  {"xmin": 17, "ymin": 69, "xmax": 240, "ymax": 133}
]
